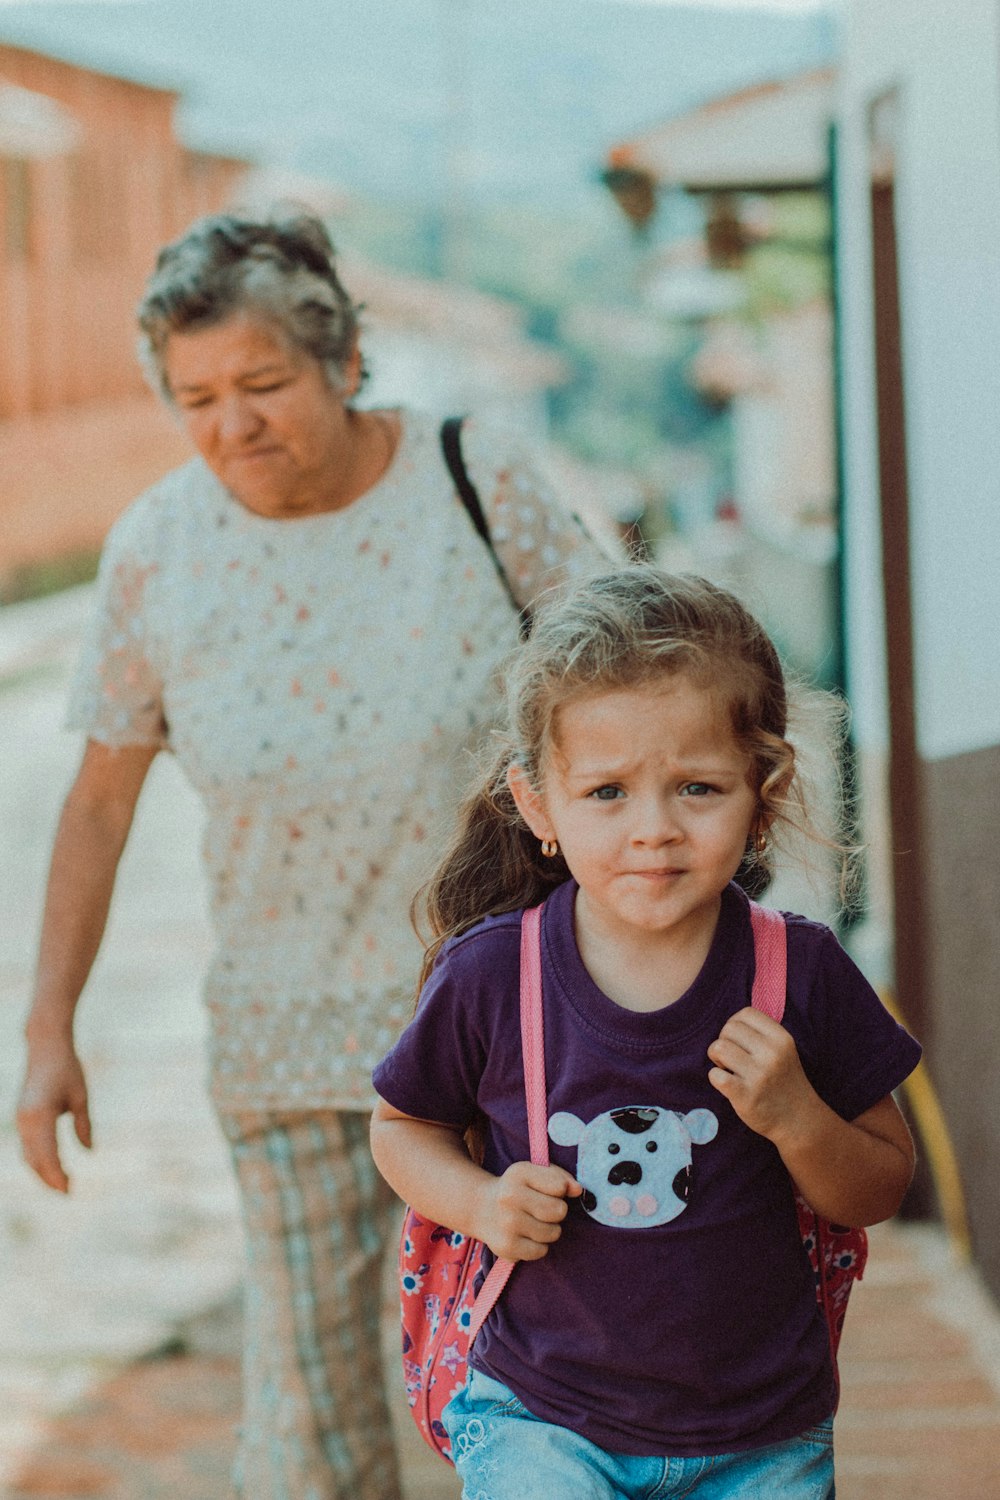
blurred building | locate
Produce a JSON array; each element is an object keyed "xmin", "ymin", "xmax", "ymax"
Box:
[
  {"xmin": 235, "ymin": 164, "xmax": 567, "ymax": 438},
  {"xmin": 236, "ymin": 166, "xmax": 629, "ymax": 553},
  {"xmin": 606, "ymin": 5, "xmax": 1000, "ymax": 1302},
  {"xmin": 1, "ymin": 142, "xmax": 607, "ymax": 585},
  {"xmin": 603, "ymin": 69, "xmax": 841, "ymax": 694},
  {"xmin": 0, "ymin": 43, "xmax": 245, "ymax": 419},
  {"xmin": 836, "ymin": 0, "xmax": 1000, "ymax": 1295},
  {"xmin": 0, "ymin": 45, "xmax": 242, "ymax": 592}
]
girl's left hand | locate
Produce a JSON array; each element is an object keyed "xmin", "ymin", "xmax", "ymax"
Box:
[{"xmin": 706, "ymin": 1008, "xmax": 817, "ymax": 1144}]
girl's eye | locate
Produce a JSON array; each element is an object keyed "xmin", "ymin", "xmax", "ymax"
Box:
[
  {"xmin": 680, "ymin": 783, "xmax": 713, "ymax": 798},
  {"xmin": 590, "ymin": 785, "xmax": 623, "ymax": 801}
]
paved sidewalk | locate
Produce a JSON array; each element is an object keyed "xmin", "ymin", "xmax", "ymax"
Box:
[
  {"xmin": 4, "ymin": 1218, "xmax": 1000, "ymax": 1499},
  {"xmin": 1, "ymin": 1254, "xmax": 458, "ymax": 1500},
  {"xmin": 835, "ymin": 1221, "xmax": 1000, "ymax": 1497}
]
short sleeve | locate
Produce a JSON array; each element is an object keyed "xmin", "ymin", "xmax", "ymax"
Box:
[
  {"xmin": 457, "ymin": 417, "xmax": 613, "ymax": 613},
  {"xmin": 787, "ymin": 921, "xmax": 922, "ymax": 1123},
  {"xmin": 65, "ymin": 508, "xmax": 168, "ymax": 750},
  {"xmin": 372, "ymin": 946, "xmax": 488, "ymax": 1128}
]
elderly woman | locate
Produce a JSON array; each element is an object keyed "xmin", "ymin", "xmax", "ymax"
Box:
[{"xmin": 17, "ymin": 211, "xmax": 605, "ymax": 1499}]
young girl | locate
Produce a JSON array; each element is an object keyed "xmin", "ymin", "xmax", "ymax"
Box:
[{"xmin": 371, "ymin": 568, "xmax": 920, "ymax": 1499}]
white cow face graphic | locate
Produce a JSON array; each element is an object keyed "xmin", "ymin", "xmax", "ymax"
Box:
[{"xmin": 548, "ymin": 1105, "xmax": 718, "ymax": 1228}]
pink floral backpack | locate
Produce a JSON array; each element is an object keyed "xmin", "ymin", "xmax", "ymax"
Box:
[
  {"xmin": 398, "ymin": 899, "xmax": 866, "ymax": 1462},
  {"xmin": 748, "ymin": 902, "xmax": 868, "ymax": 1381},
  {"xmin": 399, "ymin": 905, "xmax": 549, "ymax": 1460}
]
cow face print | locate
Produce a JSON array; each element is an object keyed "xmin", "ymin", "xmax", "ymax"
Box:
[{"xmin": 548, "ymin": 1105, "xmax": 718, "ymax": 1228}]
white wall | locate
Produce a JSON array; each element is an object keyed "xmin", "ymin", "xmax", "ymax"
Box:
[{"xmin": 838, "ymin": 0, "xmax": 1000, "ymax": 762}]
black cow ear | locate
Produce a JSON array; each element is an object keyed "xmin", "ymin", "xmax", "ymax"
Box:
[{"xmin": 610, "ymin": 1107, "xmax": 658, "ymax": 1134}]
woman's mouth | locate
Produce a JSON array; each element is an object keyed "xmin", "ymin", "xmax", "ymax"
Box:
[{"xmin": 233, "ymin": 446, "xmax": 281, "ymax": 462}]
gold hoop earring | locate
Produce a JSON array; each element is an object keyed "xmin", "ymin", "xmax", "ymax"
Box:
[
  {"xmin": 541, "ymin": 838, "xmax": 559, "ymax": 858},
  {"xmin": 754, "ymin": 830, "xmax": 768, "ymax": 856}
]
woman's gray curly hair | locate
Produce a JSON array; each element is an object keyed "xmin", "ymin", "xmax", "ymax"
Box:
[{"xmin": 136, "ymin": 209, "xmax": 363, "ymax": 400}]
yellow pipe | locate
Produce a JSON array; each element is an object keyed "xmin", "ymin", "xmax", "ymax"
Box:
[{"xmin": 879, "ymin": 987, "xmax": 973, "ymax": 1261}]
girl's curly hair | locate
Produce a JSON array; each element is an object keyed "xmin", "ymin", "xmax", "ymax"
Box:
[{"xmin": 414, "ymin": 566, "xmax": 855, "ymax": 987}]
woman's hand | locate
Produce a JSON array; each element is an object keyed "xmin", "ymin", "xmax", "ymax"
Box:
[
  {"xmin": 18, "ymin": 741, "xmax": 156, "ymax": 1194},
  {"xmin": 475, "ymin": 1161, "xmax": 582, "ymax": 1263},
  {"xmin": 17, "ymin": 1036, "xmax": 92, "ymax": 1194}
]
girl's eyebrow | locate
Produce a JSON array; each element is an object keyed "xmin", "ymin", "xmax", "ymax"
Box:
[
  {"xmin": 563, "ymin": 758, "xmax": 744, "ymax": 785},
  {"xmin": 560, "ymin": 755, "xmax": 639, "ymax": 782}
]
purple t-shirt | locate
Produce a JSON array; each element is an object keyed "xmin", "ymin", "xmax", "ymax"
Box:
[{"xmin": 373, "ymin": 879, "xmax": 921, "ymax": 1456}]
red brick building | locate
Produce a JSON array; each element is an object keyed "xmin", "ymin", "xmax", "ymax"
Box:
[{"xmin": 0, "ymin": 44, "xmax": 245, "ymax": 419}]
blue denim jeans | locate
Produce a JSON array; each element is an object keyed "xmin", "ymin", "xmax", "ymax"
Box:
[{"xmin": 443, "ymin": 1369, "xmax": 835, "ymax": 1500}]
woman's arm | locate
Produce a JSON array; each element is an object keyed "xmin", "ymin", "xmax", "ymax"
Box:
[
  {"xmin": 707, "ymin": 1008, "xmax": 915, "ymax": 1226},
  {"xmin": 370, "ymin": 1098, "xmax": 581, "ymax": 1262},
  {"xmin": 17, "ymin": 738, "xmax": 158, "ymax": 1192}
]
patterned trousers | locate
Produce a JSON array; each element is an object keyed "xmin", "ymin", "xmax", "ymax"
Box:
[{"xmin": 218, "ymin": 1109, "xmax": 403, "ymax": 1500}]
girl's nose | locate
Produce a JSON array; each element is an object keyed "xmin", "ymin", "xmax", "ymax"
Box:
[{"xmin": 632, "ymin": 797, "xmax": 682, "ymax": 845}]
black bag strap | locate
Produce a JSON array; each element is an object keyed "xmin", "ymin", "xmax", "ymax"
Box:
[{"xmin": 441, "ymin": 416, "xmax": 530, "ymax": 635}]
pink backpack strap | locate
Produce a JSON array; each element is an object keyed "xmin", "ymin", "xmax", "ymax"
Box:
[
  {"xmin": 519, "ymin": 903, "xmax": 550, "ymax": 1165},
  {"xmin": 749, "ymin": 900, "xmax": 787, "ymax": 1021},
  {"xmin": 749, "ymin": 896, "xmax": 866, "ymax": 1394},
  {"xmin": 467, "ymin": 903, "xmax": 549, "ymax": 1343}
]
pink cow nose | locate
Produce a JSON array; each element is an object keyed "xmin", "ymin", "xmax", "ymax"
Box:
[{"xmin": 608, "ymin": 1194, "xmax": 660, "ymax": 1218}]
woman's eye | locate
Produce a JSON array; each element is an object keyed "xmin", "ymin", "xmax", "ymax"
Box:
[
  {"xmin": 590, "ymin": 785, "xmax": 623, "ymax": 801},
  {"xmin": 680, "ymin": 782, "xmax": 713, "ymax": 798}
]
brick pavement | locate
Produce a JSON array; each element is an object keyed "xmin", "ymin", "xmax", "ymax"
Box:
[
  {"xmin": 835, "ymin": 1222, "xmax": 1000, "ymax": 1498},
  {"xmin": 2, "ymin": 1259, "xmax": 458, "ymax": 1500},
  {"xmin": 4, "ymin": 1219, "xmax": 1000, "ymax": 1500}
]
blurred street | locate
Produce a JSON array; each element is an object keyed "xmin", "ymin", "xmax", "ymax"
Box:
[
  {"xmin": 0, "ymin": 609, "xmax": 241, "ymax": 1487},
  {"xmin": 1, "ymin": 603, "xmax": 999, "ymax": 1498}
]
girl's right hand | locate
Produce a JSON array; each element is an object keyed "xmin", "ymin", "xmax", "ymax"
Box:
[
  {"xmin": 16, "ymin": 1038, "xmax": 92, "ymax": 1194},
  {"xmin": 477, "ymin": 1161, "xmax": 582, "ymax": 1262}
]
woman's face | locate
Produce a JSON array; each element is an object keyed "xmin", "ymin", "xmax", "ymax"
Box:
[{"xmin": 164, "ymin": 314, "xmax": 353, "ymax": 518}]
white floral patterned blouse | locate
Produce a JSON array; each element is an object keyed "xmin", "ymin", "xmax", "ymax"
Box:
[{"xmin": 68, "ymin": 410, "xmax": 606, "ymax": 1110}]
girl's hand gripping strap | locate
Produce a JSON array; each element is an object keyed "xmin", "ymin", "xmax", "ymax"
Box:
[
  {"xmin": 748, "ymin": 900, "xmax": 787, "ymax": 1021},
  {"xmin": 466, "ymin": 903, "xmax": 549, "ymax": 1344},
  {"xmin": 748, "ymin": 896, "xmax": 862, "ymax": 1389}
]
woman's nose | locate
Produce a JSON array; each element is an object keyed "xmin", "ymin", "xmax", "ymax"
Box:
[{"xmin": 218, "ymin": 393, "xmax": 263, "ymax": 442}]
